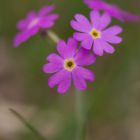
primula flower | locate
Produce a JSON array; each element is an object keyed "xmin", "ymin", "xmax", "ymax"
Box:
[
  {"xmin": 43, "ymin": 38, "xmax": 96, "ymax": 94},
  {"xmin": 71, "ymin": 10, "xmax": 123, "ymax": 56},
  {"xmin": 14, "ymin": 5, "xmax": 59, "ymax": 47},
  {"xmin": 83, "ymin": 0, "xmax": 140, "ymax": 22}
]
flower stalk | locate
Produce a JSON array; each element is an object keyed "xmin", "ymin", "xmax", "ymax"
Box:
[
  {"xmin": 47, "ymin": 30, "xmax": 60, "ymax": 44},
  {"xmin": 75, "ymin": 90, "xmax": 86, "ymax": 140}
]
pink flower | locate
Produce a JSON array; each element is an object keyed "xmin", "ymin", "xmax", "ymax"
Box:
[
  {"xmin": 43, "ymin": 38, "xmax": 96, "ymax": 94},
  {"xmin": 84, "ymin": 0, "xmax": 140, "ymax": 22},
  {"xmin": 71, "ymin": 11, "xmax": 123, "ymax": 56},
  {"xmin": 14, "ymin": 5, "xmax": 59, "ymax": 47}
]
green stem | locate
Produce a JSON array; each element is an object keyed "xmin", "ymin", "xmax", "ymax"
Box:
[
  {"xmin": 47, "ymin": 30, "xmax": 60, "ymax": 44},
  {"xmin": 75, "ymin": 90, "xmax": 86, "ymax": 140},
  {"xmin": 9, "ymin": 108, "xmax": 47, "ymax": 140}
]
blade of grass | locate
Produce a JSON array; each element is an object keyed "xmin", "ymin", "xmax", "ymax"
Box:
[{"xmin": 9, "ymin": 108, "xmax": 47, "ymax": 140}]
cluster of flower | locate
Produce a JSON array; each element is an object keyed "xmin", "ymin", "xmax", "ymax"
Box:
[{"xmin": 14, "ymin": 0, "xmax": 139, "ymax": 94}]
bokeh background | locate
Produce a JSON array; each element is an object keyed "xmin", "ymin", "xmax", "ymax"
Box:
[{"xmin": 0, "ymin": 0, "xmax": 140, "ymax": 140}]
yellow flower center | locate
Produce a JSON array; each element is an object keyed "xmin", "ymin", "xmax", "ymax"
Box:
[
  {"xmin": 90, "ymin": 28, "xmax": 101, "ymax": 39},
  {"xmin": 64, "ymin": 59, "xmax": 76, "ymax": 71}
]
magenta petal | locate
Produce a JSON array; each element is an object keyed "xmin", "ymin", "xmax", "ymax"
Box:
[
  {"xmin": 47, "ymin": 53, "xmax": 63, "ymax": 63},
  {"xmin": 39, "ymin": 5, "xmax": 55, "ymax": 16},
  {"xmin": 121, "ymin": 10, "xmax": 140, "ymax": 22},
  {"xmin": 70, "ymin": 13, "xmax": 92, "ymax": 32},
  {"xmin": 13, "ymin": 32, "xmax": 29, "ymax": 47},
  {"xmin": 103, "ymin": 35, "xmax": 122, "ymax": 44},
  {"xmin": 71, "ymin": 20, "xmax": 90, "ymax": 32},
  {"xmin": 112, "ymin": 4, "xmax": 140, "ymax": 22},
  {"xmin": 73, "ymin": 32, "xmax": 89, "ymax": 41},
  {"xmin": 72, "ymin": 68, "xmax": 87, "ymax": 90},
  {"xmin": 43, "ymin": 63, "xmax": 62, "ymax": 74},
  {"xmin": 93, "ymin": 39, "xmax": 104, "ymax": 56},
  {"xmin": 81, "ymin": 37, "xmax": 93, "ymax": 50},
  {"xmin": 57, "ymin": 39, "xmax": 78, "ymax": 59},
  {"xmin": 103, "ymin": 25, "xmax": 123, "ymax": 35},
  {"xmin": 84, "ymin": 0, "xmax": 107, "ymax": 10},
  {"xmin": 90, "ymin": 10, "xmax": 100, "ymax": 29},
  {"xmin": 57, "ymin": 40, "xmax": 67, "ymax": 58},
  {"xmin": 48, "ymin": 69, "xmax": 68, "ymax": 88},
  {"xmin": 39, "ymin": 19, "xmax": 54, "ymax": 28},
  {"xmin": 102, "ymin": 26, "xmax": 123, "ymax": 44},
  {"xmin": 74, "ymin": 14, "xmax": 92, "ymax": 31},
  {"xmin": 17, "ymin": 20, "xmax": 28, "ymax": 30},
  {"xmin": 100, "ymin": 39, "xmax": 115, "ymax": 54},
  {"xmin": 66, "ymin": 38, "xmax": 78, "ymax": 58},
  {"xmin": 46, "ymin": 14, "xmax": 59, "ymax": 21},
  {"xmin": 99, "ymin": 12, "xmax": 111, "ymax": 30},
  {"xmin": 27, "ymin": 11, "xmax": 37, "ymax": 21},
  {"xmin": 75, "ymin": 48, "xmax": 96, "ymax": 66},
  {"xmin": 57, "ymin": 72, "xmax": 71, "ymax": 94},
  {"xmin": 27, "ymin": 27, "xmax": 39, "ymax": 37},
  {"xmin": 103, "ymin": 43, "xmax": 115, "ymax": 54},
  {"xmin": 76, "ymin": 67, "xmax": 95, "ymax": 82}
]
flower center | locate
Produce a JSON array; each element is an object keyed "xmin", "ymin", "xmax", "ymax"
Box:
[
  {"xmin": 28, "ymin": 18, "xmax": 39, "ymax": 29},
  {"xmin": 90, "ymin": 28, "xmax": 101, "ymax": 39},
  {"xmin": 64, "ymin": 59, "xmax": 76, "ymax": 71}
]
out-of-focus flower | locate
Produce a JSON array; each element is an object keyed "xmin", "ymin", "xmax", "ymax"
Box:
[
  {"xmin": 43, "ymin": 38, "xmax": 96, "ymax": 94},
  {"xmin": 14, "ymin": 5, "xmax": 59, "ymax": 47},
  {"xmin": 71, "ymin": 11, "xmax": 123, "ymax": 56},
  {"xmin": 83, "ymin": 0, "xmax": 140, "ymax": 22}
]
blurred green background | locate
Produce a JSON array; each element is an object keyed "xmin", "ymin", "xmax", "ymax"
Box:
[{"xmin": 0, "ymin": 0, "xmax": 140, "ymax": 140}]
